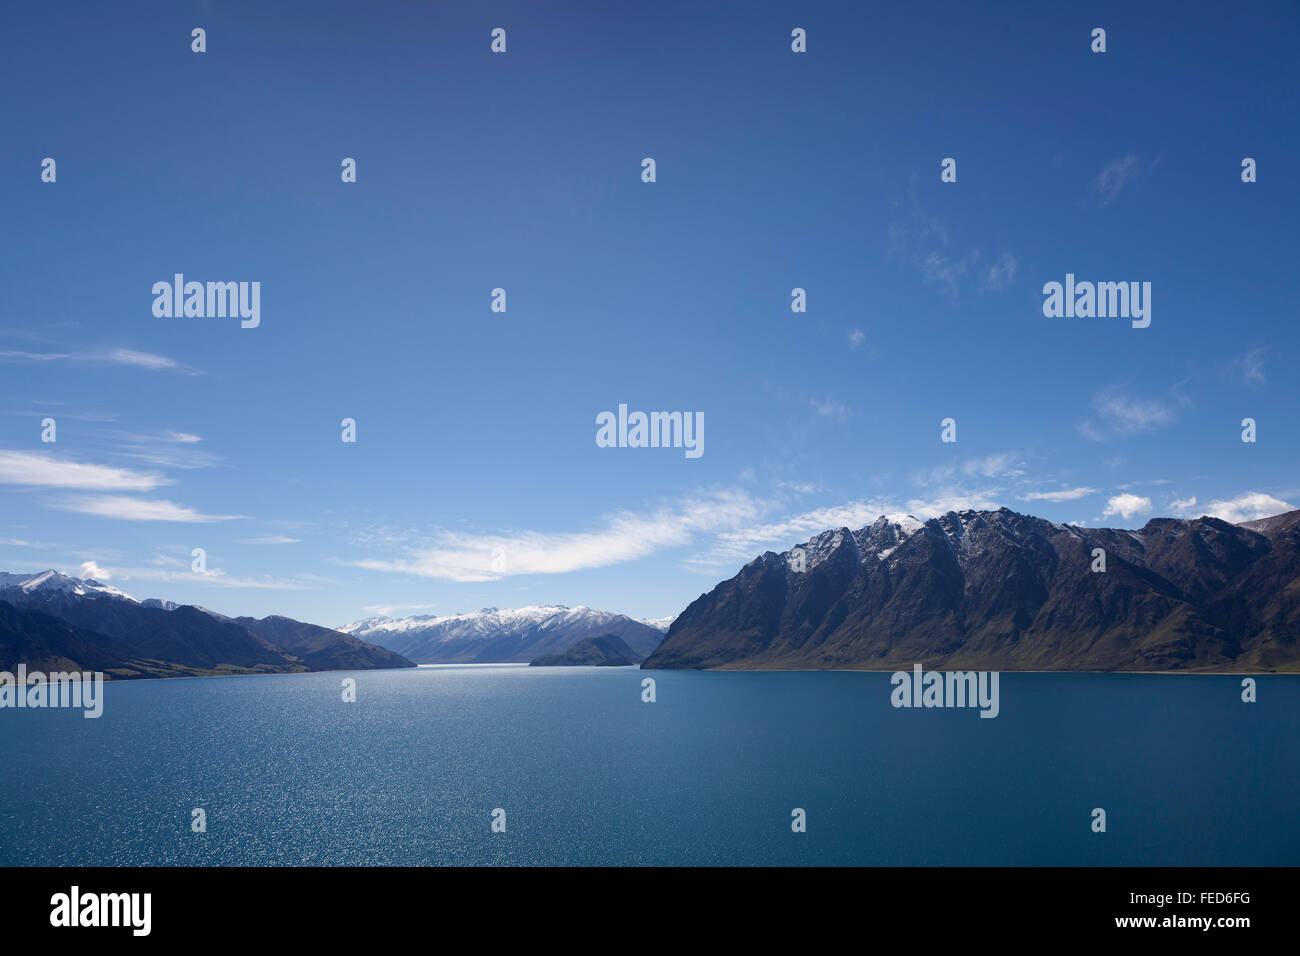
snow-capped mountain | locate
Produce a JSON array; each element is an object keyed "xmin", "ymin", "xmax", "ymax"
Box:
[
  {"xmin": 783, "ymin": 513, "xmax": 925, "ymax": 572},
  {"xmin": 0, "ymin": 569, "xmax": 139, "ymax": 603},
  {"xmin": 637, "ymin": 615, "xmax": 677, "ymax": 632},
  {"xmin": 645, "ymin": 506, "xmax": 1300, "ymax": 672},
  {"xmin": 0, "ymin": 569, "xmax": 230, "ymax": 617},
  {"xmin": 0, "ymin": 568, "xmax": 413, "ymax": 678},
  {"xmin": 338, "ymin": 604, "xmax": 667, "ymax": 664}
]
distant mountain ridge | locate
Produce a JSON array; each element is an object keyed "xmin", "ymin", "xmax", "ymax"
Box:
[
  {"xmin": 339, "ymin": 605, "xmax": 666, "ymax": 663},
  {"xmin": 643, "ymin": 507, "xmax": 1300, "ymax": 672},
  {"xmin": 0, "ymin": 570, "xmax": 413, "ymax": 679}
]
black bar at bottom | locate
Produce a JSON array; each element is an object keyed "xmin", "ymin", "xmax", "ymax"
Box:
[{"xmin": 0, "ymin": 866, "xmax": 1283, "ymax": 942}]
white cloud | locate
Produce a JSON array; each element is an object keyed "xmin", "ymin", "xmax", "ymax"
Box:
[
  {"xmin": 360, "ymin": 603, "xmax": 436, "ymax": 616},
  {"xmin": 1170, "ymin": 496, "xmax": 1197, "ymax": 512},
  {"xmin": 0, "ymin": 537, "xmax": 64, "ymax": 548},
  {"xmin": 1102, "ymin": 493, "xmax": 1152, "ymax": 521},
  {"xmin": 1077, "ymin": 420, "xmax": 1106, "ymax": 443},
  {"xmin": 919, "ymin": 250, "xmax": 973, "ymax": 292},
  {"xmin": 0, "ymin": 347, "xmax": 197, "ymax": 374},
  {"xmin": 849, "ymin": 329, "xmax": 866, "ymax": 349},
  {"xmin": 96, "ymin": 564, "xmax": 311, "ymax": 590},
  {"xmin": 99, "ymin": 348, "xmax": 193, "ymax": 372},
  {"xmin": 49, "ymin": 495, "xmax": 243, "ymax": 523},
  {"xmin": 982, "ymin": 254, "xmax": 1018, "ymax": 291},
  {"xmin": 352, "ymin": 489, "xmax": 769, "ymax": 583},
  {"xmin": 1082, "ymin": 388, "xmax": 1176, "ymax": 440},
  {"xmin": 102, "ymin": 430, "xmax": 221, "ymax": 470},
  {"xmin": 777, "ymin": 480, "xmax": 821, "ymax": 495},
  {"xmin": 1226, "ymin": 347, "xmax": 1268, "ymax": 386},
  {"xmin": 1095, "ymin": 154, "xmax": 1140, "ymax": 205},
  {"xmin": 1202, "ymin": 492, "xmax": 1292, "ymax": 524},
  {"xmin": 352, "ymin": 478, "xmax": 1021, "ymax": 584},
  {"xmin": 812, "ymin": 396, "xmax": 848, "ymax": 420},
  {"xmin": 1020, "ymin": 486, "xmax": 1097, "ymax": 502},
  {"xmin": 237, "ymin": 535, "xmax": 301, "ymax": 545},
  {"xmin": 78, "ymin": 560, "xmax": 111, "ymax": 580},
  {"xmin": 0, "ymin": 450, "xmax": 166, "ymax": 491},
  {"xmin": 913, "ymin": 453, "xmax": 1024, "ymax": 487}
]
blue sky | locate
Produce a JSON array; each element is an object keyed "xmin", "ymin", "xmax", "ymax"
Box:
[{"xmin": 1, "ymin": 0, "xmax": 1296, "ymax": 625}]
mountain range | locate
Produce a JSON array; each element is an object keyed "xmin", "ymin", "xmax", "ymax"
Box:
[
  {"xmin": 10, "ymin": 503, "xmax": 1297, "ymax": 680},
  {"xmin": 339, "ymin": 605, "xmax": 668, "ymax": 664},
  {"xmin": 0, "ymin": 570, "xmax": 413, "ymax": 679},
  {"xmin": 643, "ymin": 507, "xmax": 1300, "ymax": 672}
]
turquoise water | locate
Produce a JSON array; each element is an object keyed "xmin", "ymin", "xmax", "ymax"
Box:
[{"xmin": 1, "ymin": 666, "xmax": 1295, "ymax": 865}]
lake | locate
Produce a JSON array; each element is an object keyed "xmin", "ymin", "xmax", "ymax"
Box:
[{"xmin": 1, "ymin": 666, "xmax": 1295, "ymax": 865}]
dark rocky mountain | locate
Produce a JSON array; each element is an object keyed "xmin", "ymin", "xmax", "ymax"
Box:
[
  {"xmin": 3, "ymin": 589, "xmax": 293, "ymax": 671},
  {"xmin": 0, "ymin": 571, "xmax": 414, "ymax": 679},
  {"xmin": 530, "ymin": 633, "xmax": 644, "ymax": 667},
  {"xmin": 234, "ymin": 615, "xmax": 413, "ymax": 671},
  {"xmin": 643, "ymin": 507, "xmax": 1300, "ymax": 672},
  {"xmin": 0, "ymin": 601, "xmax": 154, "ymax": 678}
]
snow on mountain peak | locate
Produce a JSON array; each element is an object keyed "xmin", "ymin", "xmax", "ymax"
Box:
[
  {"xmin": 848, "ymin": 514, "xmax": 925, "ymax": 562},
  {"xmin": 338, "ymin": 604, "xmax": 630, "ymax": 641},
  {"xmin": 2, "ymin": 569, "xmax": 139, "ymax": 602},
  {"xmin": 637, "ymin": 615, "xmax": 677, "ymax": 631},
  {"xmin": 336, "ymin": 603, "xmax": 668, "ymax": 663}
]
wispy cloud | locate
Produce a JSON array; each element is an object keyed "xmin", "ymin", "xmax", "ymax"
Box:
[
  {"xmin": 1094, "ymin": 154, "xmax": 1140, "ymax": 205},
  {"xmin": 350, "ymin": 485, "xmax": 1009, "ymax": 584},
  {"xmin": 1224, "ymin": 346, "xmax": 1268, "ymax": 386},
  {"xmin": 48, "ymin": 495, "xmax": 243, "ymax": 523},
  {"xmin": 849, "ymin": 329, "xmax": 866, "ymax": 349},
  {"xmin": 237, "ymin": 535, "xmax": 301, "ymax": 545},
  {"xmin": 982, "ymin": 253, "xmax": 1018, "ymax": 291},
  {"xmin": 1081, "ymin": 387, "xmax": 1176, "ymax": 441},
  {"xmin": 919, "ymin": 250, "xmax": 974, "ymax": 293},
  {"xmin": 104, "ymin": 430, "xmax": 223, "ymax": 470},
  {"xmin": 0, "ymin": 403, "xmax": 118, "ymax": 423},
  {"xmin": 888, "ymin": 184, "xmax": 1013, "ymax": 297},
  {"xmin": 86, "ymin": 563, "xmax": 313, "ymax": 591},
  {"xmin": 0, "ymin": 537, "xmax": 67, "ymax": 549},
  {"xmin": 350, "ymin": 489, "xmax": 770, "ymax": 583},
  {"xmin": 0, "ymin": 347, "xmax": 198, "ymax": 374},
  {"xmin": 811, "ymin": 396, "xmax": 848, "ymax": 421},
  {"xmin": 1020, "ymin": 486, "xmax": 1097, "ymax": 502},
  {"xmin": 912, "ymin": 453, "xmax": 1025, "ymax": 487},
  {"xmin": 360, "ymin": 603, "xmax": 436, "ymax": 616},
  {"xmin": 0, "ymin": 449, "xmax": 166, "ymax": 491}
]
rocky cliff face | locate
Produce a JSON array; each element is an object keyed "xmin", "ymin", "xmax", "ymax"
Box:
[{"xmin": 643, "ymin": 508, "xmax": 1300, "ymax": 672}]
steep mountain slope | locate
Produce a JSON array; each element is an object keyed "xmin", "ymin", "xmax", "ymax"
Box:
[
  {"xmin": 3, "ymin": 589, "xmax": 296, "ymax": 671},
  {"xmin": 0, "ymin": 600, "xmax": 152, "ymax": 677},
  {"xmin": 234, "ymin": 615, "xmax": 414, "ymax": 671},
  {"xmin": 643, "ymin": 507, "xmax": 1300, "ymax": 672},
  {"xmin": 340, "ymin": 605, "xmax": 666, "ymax": 663},
  {"xmin": 530, "ymin": 633, "xmax": 644, "ymax": 667}
]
